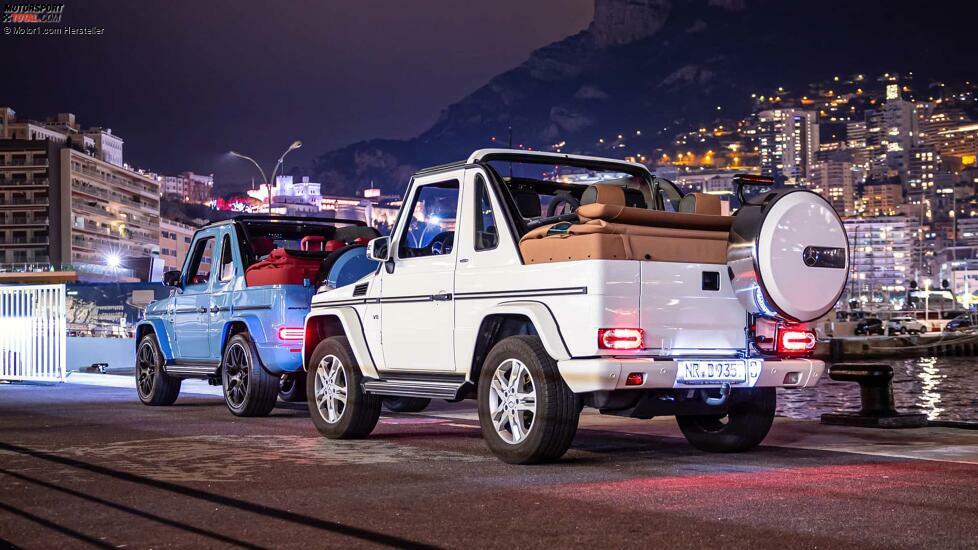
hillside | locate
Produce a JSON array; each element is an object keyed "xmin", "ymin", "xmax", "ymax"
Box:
[{"xmin": 312, "ymin": 0, "xmax": 978, "ymax": 195}]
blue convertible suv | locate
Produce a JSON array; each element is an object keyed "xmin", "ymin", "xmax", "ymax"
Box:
[{"xmin": 135, "ymin": 215, "xmax": 378, "ymax": 416}]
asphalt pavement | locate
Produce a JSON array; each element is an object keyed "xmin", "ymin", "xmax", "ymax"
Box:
[{"xmin": 1, "ymin": 381, "xmax": 977, "ymax": 549}]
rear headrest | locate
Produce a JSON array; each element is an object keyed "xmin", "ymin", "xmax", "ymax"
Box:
[
  {"xmin": 325, "ymin": 239, "xmax": 346, "ymax": 252},
  {"xmin": 511, "ymin": 189, "xmax": 542, "ymax": 218},
  {"xmin": 301, "ymin": 236, "xmax": 325, "ymax": 251},
  {"xmin": 581, "ymin": 184, "xmax": 626, "ymax": 207},
  {"xmin": 251, "ymin": 236, "xmax": 275, "ymax": 257},
  {"xmin": 678, "ymin": 193, "xmax": 722, "ymax": 216}
]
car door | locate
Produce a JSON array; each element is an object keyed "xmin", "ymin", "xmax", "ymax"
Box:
[
  {"xmin": 380, "ymin": 174, "xmax": 462, "ymax": 371},
  {"xmin": 173, "ymin": 232, "xmax": 216, "ymax": 359},
  {"xmin": 208, "ymin": 230, "xmax": 240, "ymax": 361}
]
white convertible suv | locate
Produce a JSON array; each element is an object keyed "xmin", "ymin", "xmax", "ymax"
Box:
[{"xmin": 301, "ymin": 150, "xmax": 849, "ymax": 464}]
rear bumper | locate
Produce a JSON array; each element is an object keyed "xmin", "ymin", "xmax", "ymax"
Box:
[{"xmin": 557, "ymin": 356, "xmax": 824, "ymax": 393}]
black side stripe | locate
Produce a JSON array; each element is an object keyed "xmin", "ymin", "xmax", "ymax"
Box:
[
  {"xmin": 455, "ymin": 287, "xmax": 587, "ymax": 300},
  {"xmin": 311, "ymin": 286, "xmax": 587, "ymax": 309}
]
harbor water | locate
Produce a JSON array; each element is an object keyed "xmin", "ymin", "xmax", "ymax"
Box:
[{"xmin": 780, "ymin": 357, "xmax": 978, "ymax": 423}]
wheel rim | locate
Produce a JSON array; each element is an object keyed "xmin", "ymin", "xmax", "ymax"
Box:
[
  {"xmin": 280, "ymin": 375, "xmax": 295, "ymax": 394},
  {"xmin": 136, "ymin": 341, "xmax": 157, "ymax": 398},
  {"xmin": 223, "ymin": 342, "xmax": 249, "ymax": 408},
  {"xmin": 314, "ymin": 355, "xmax": 348, "ymax": 424},
  {"xmin": 488, "ymin": 359, "xmax": 537, "ymax": 444}
]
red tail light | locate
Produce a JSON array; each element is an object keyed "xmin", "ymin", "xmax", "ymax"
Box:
[
  {"xmin": 598, "ymin": 328, "xmax": 644, "ymax": 350},
  {"xmin": 777, "ymin": 328, "xmax": 816, "ymax": 356},
  {"xmin": 277, "ymin": 327, "xmax": 305, "ymax": 341}
]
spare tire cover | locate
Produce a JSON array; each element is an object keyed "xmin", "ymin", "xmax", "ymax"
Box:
[{"xmin": 728, "ymin": 190, "xmax": 849, "ymax": 322}]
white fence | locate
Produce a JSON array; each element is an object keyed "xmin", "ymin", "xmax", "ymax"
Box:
[{"xmin": 0, "ymin": 284, "xmax": 67, "ymax": 382}]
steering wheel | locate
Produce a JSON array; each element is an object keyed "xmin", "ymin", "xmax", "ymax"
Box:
[
  {"xmin": 428, "ymin": 231, "xmax": 454, "ymax": 255},
  {"xmin": 546, "ymin": 194, "xmax": 580, "ymax": 217}
]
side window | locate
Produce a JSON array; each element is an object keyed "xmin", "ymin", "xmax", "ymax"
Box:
[
  {"xmin": 398, "ymin": 180, "xmax": 460, "ymax": 258},
  {"xmin": 185, "ymin": 236, "xmax": 214, "ymax": 287},
  {"xmin": 218, "ymin": 234, "xmax": 235, "ymax": 282},
  {"xmin": 474, "ymin": 176, "xmax": 498, "ymax": 251}
]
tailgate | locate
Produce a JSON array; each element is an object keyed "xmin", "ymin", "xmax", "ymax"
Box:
[{"xmin": 640, "ymin": 261, "xmax": 746, "ymax": 356}]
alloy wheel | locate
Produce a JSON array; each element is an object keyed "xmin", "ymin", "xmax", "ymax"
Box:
[
  {"xmin": 314, "ymin": 355, "xmax": 348, "ymax": 423},
  {"xmin": 136, "ymin": 341, "xmax": 157, "ymax": 397},
  {"xmin": 488, "ymin": 359, "xmax": 537, "ymax": 444},
  {"xmin": 224, "ymin": 342, "xmax": 249, "ymax": 408}
]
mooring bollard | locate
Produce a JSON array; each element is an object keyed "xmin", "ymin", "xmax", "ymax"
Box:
[{"xmin": 820, "ymin": 363, "xmax": 928, "ymax": 428}]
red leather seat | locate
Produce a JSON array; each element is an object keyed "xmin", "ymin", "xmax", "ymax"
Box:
[
  {"xmin": 245, "ymin": 247, "xmax": 322, "ymax": 286},
  {"xmin": 251, "ymin": 236, "xmax": 276, "ymax": 258},
  {"xmin": 325, "ymin": 239, "xmax": 346, "ymax": 252}
]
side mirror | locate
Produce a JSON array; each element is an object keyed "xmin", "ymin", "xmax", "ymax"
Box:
[
  {"xmin": 366, "ymin": 236, "xmax": 391, "ymax": 263},
  {"xmin": 163, "ymin": 270, "xmax": 182, "ymax": 287}
]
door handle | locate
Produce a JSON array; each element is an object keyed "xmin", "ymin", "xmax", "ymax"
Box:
[
  {"xmin": 197, "ymin": 306, "xmax": 207, "ymax": 313},
  {"xmin": 432, "ymin": 293, "xmax": 452, "ymax": 301},
  {"xmin": 210, "ymin": 305, "xmax": 221, "ymax": 313}
]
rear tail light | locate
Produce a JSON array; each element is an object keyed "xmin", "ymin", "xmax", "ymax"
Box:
[
  {"xmin": 277, "ymin": 327, "xmax": 305, "ymax": 341},
  {"xmin": 777, "ymin": 327, "xmax": 817, "ymax": 356},
  {"xmin": 598, "ymin": 328, "xmax": 644, "ymax": 351}
]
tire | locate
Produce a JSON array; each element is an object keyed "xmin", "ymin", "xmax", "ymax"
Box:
[
  {"xmin": 135, "ymin": 334, "xmax": 181, "ymax": 406},
  {"xmin": 306, "ymin": 336, "xmax": 382, "ymax": 439},
  {"xmin": 279, "ymin": 373, "xmax": 307, "ymax": 402},
  {"xmin": 676, "ymin": 387, "xmax": 776, "ymax": 453},
  {"xmin": 222, "ymin": 333, "xmax": 279, "ymax": 417},
  {"xmin": 383, "ymin": 396, "xmax": 431, "ymax": 413},
  {"xmin": 477, "ymin": 335, "xmax": 580, "ymax": 464}
]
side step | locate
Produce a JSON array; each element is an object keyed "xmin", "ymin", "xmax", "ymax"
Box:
[{"xmin": 362, "ymin": 374, "xmax": 469, "ymax": 400}]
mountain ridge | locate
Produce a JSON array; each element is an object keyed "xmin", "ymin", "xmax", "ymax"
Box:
[{"xmin": 312, "ymin": 0, "xmax": 978, "ymax": 196}]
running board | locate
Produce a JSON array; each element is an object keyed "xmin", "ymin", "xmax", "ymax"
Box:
[
  {"xmin": 362, "ymin": 378, "xmax": 468, "ymax": 400},
  {"xmin": 165, "ymin": 360, "xmax": 220, "ymax": 379}
]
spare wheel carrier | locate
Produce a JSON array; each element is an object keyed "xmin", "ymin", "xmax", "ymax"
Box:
[{"xmin": 727, "ymin": 189, "xmax": 849, "ymax": 323}]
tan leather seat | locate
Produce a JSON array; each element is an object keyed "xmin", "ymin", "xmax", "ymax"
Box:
[
  {"xmin": 519, "ymin": 184, "xmax": 732, "ymax": 265},
  {"xmin": 576, "ymin": 184, "xmax": 732, "ymax": 231},
  {"xmin": 679, "ymin": 192, "xmax": 722, "ymax": 215}
]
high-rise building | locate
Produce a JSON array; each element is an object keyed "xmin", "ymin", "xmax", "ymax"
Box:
[
  {"xmin": 909, "ymin": 145, "xmax": 941, "ymax": 198},
  {"xmin": 162, "ymin": 172, "xmax": 213, "ymax": 204},
  {"xmin": 865, "ymin": 86, "xmax": 919, "ymax": 184},
  {"xmin": 62, "ymin": 147, "xmax": 160, "ymax": 266},
  {"xmin": 159, "ymin": 217, "xmax": 198, "ymax": 272},
  {"xmin": 812, "ymin": 160, "xmax": 856, "ymax": 216},
  {"xmin": 843, "ymin": 216, "xmax": 915, "ymax": 301},
  {"xmin": 845, "ymin": 120, "xmax": 869, "ymax": 173},
  {"xmin": 0, "ymin": 107, "xmax": 159, "ymax": 279},
  {"xmin": 0, "ymin": 140, "xmax": 60, "ymax": 266},
  {"xmin": 860, "ymin": 182, "xmax": 904, "ymax": 217},
  {"xmin": 757, "ymin": 109, "xmax": 819, "ymax": 186}
]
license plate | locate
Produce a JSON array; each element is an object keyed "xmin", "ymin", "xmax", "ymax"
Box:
[{"xmin": 677, "ymin": 360, "xmax": 747, "ymax": 385}]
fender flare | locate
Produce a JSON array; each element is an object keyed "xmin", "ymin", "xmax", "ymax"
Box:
[
  {"xmin": 135, "ymin": 319, "xmax": 174, "ymax": 361},
  {"xmin": 304, "ymin": 307, "xmax": 380, "ymax": 379},
  {"xmin": 479, "ymin": 300, "xmax": 572, "ymax": 361},
  {"xmin": 219, "ymin": 315, "xmax": 267, "ymax": 351}
]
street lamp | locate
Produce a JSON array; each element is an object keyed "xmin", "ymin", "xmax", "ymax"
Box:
[{"xmin": 228, "ymin": 140, "xmax": 302, "ymax": 213}]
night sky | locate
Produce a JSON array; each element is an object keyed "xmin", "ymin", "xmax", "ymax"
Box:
[{"xmin": 2, "ymin": 0, "xmax": 592, "ymax": 186}]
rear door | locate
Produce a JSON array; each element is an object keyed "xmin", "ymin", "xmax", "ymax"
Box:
[
  {"xmin": 640, "ymin": 261, "xmax": 747, "ymax": 356},
  {"xmin": 379, "ymin": 173, "xmax": 463, "ymax": 371}
]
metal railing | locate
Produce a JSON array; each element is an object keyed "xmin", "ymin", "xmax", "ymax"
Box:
[
  {"xmin": 0, "ymin": 262, "xmax": 135, "ymax": 278},
  {"xmin": 0, "ymin": 284, "xmax": 67, "ymax": 382}
]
